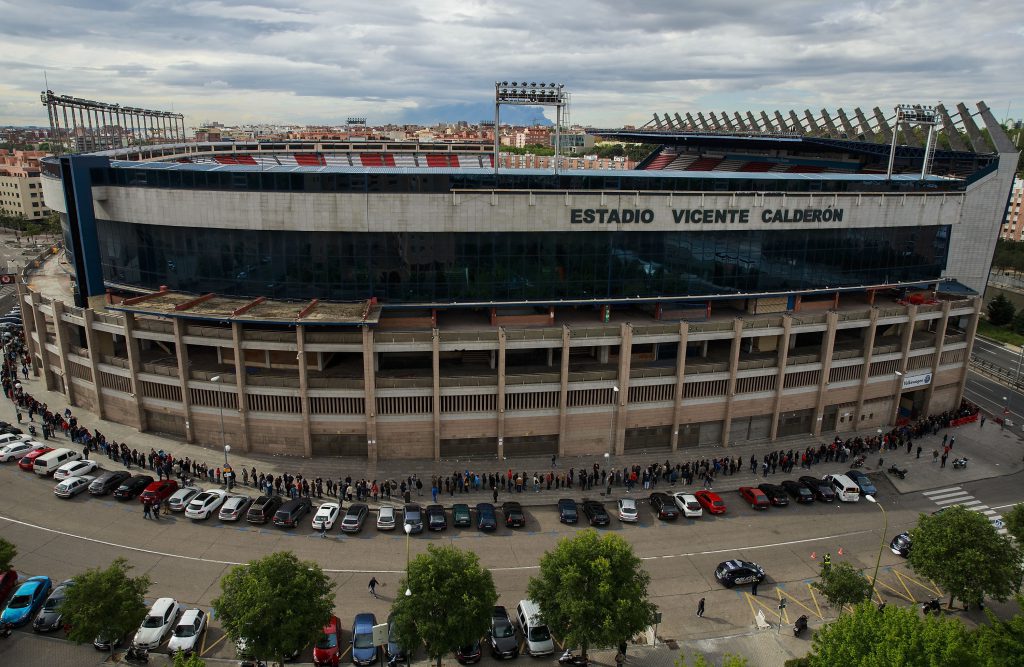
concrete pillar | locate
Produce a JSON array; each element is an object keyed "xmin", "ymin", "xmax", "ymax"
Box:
[
  {"xmin": 598, "ymin": 345, "xmax": 609, "ymax": 364},
  {"xmin": 669, "ymin": 322, "xmax": 689, "ymax": 452},
  {"xmin": 890, "ymin": 305, "xmax": 919, "ymax": 426},
  {"xmin": 361, "ymin": 326, "xmax": 379, "ymax": 463},
  {"xmin": 431, "ymin": 329, "xmax": 441, "ymax": 461},
  {"xmin": 955, "ymin": 298, "xmax": 982, "ymax": 407},
  {"xmin": 497, "ymin": 328, "xmax": 506, "ymax": 459},
  {"xmin": 720, "ymin": 318, "xmax": 744, "ymax": 447},
  {"xmin": 557, "ymin": 326, "xmax": 570, "ymax": 457},
  {"xmin": 51, "ymin": 301, "xmax": 75, "ymax": 403},
  {"xmin": 30, "ymin": 292, "xmax": 54, "ymax": 389},
  {"xmin": 546, "ymin": 348, "xmax": 553, "ymax": 367},
  {"xmin": 82, "ymin": 309, "xmax": 106, "ymax": 418},
  {"xmin": 231, "ymin": 323, "xmax": 252, "ymax": 453},
  {"xmin": 489, "ymin": 350, "xmax": 496, "ymax": 370},
  {"xmin": 172, "ymin": 318, "xmax": 196, "ymax": 443},
  {"xmin": 121, "ymin": 313, "xmax": 148, "ymax": 431},
  {"xmin": 289, "ymin": 325, "xmax": 308, "ymax": 457},
  {"xmin": 922, "ymin": 301, "xmax": 952, "ymax": 416},
  {"xmin": 853, "ymin": 309, "xmax": 879, "ymax": 424},
  {"xmin": 769, "ymin": 316, "xmax": 793, "ymax": 440},
  {"xmin": 17, "ymin": 282, "xmax": 40, "ymax": 376},
  {"xmin": 812, "ymin": 311, "xmax": 839, "ymax": 436},
  {"xmin": 613, "ymin": 323, "xmax": 633, "ymax": 456}
]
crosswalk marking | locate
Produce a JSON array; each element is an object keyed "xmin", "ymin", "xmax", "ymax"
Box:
[
  {"xmin": 927, "ymin": 491, "xmax": 970, "ymax": 502},
  {"xmin": 922, "ymin": 488, "xmax": 1007, "ymax": 534},
  {"xmin": 934, "ymin": 495, "xmax": 972, "ymax": 505},
  {"xmin": 922, "ymin": 487, "xmax": 962, "ymax": 497}
]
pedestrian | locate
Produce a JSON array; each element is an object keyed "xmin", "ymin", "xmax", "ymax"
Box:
[
  {"xmin": 697, "ymin": 597, "xmax": 705, "ymax": 617},
  {"xmin": 823, "ymin": 552, "xmax": 831, "ymax": 573},
  {"xmin": 949, "ymin": 436, "xmax": 955, "ymax": 449},
  {"xmin": 492, "ymin": 485, "xmax": 498, "ymax": 503},
  {"xmin": 82, "ymin": 446, "xmax": 89, "ymax": 460},
  {"xmin": 152, "ymin": 502, "xmax": 160, "ymax": 520},
  {"xmin": 932, "ymin": 449, "xmax": 939, "ymax": 464},
  {"xmin": 751, "ymin": 580, "xmax": 759, "ymax": 596},
  {"xmin": 941, "ymin": 453, "xmax": 947, "ymax": 468},
  {"xmin": 916, "ymin": 445, "xmax": 922, "ymax": 459},
  {"xmin": 143, "ymin": 502, "xmax": 151, "ymax": 519},
  {"xmin": 319, "ymin": 522, "xmax": 326, "ymax": 539},
  {"xmin": 980, "ymin": 415, "xmax": 986, "ymax": 428},
  {"xmin": 368, "ymin": 577, "xmax": 379, "ymax": 598}
]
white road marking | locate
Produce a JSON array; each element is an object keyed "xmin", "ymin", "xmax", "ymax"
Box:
[
  {"xmin": 934, "ymin": 495, "xmax": 972, "ymax": 505},
  {"xmin": 922, "ymin": 487, "xmax": 962, "ymax": 496},
  {"xmin": 927, "ymin": 491, "xmax": 970, "ymax": 502},
  {"xmin": 921, "ymin": 489, "xmax": 1006, "ymax": 532}
]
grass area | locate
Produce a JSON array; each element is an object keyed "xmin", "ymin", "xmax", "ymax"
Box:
[{"xmin": 976, "ymin": 319, "xmax": 1024, "ymax": 347}]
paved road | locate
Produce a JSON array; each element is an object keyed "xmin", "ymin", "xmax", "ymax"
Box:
[
  {"xmin": 964, "ymin": 369, "xmax": 1024, "ymax": 426},
  {"xmin": 972, "ymin": 335, "xmax": 1024, "ymax": 376}
]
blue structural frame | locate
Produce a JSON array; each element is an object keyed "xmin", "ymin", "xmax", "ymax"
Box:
[{"xmin": 59, "ymin": 155, "xmax": 109, "ymax": 307}]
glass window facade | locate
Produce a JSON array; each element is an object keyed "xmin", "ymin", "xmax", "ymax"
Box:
[{"xmin": 94, "ymin": 219, "xmax": 950, "ymax": 304}]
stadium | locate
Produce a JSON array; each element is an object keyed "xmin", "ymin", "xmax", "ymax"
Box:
[{"xmin": 24, "ymin": 99, "xmax": 1018, "ymax": 461}]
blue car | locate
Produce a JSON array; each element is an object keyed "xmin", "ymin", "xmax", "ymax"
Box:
[
  {"xmin": 351, "ymin": 612, "xmax": 378, "ymax": 665},
  {"xmin": 2, "ymin": 576, "xmax": 52, "ymax": 627}
]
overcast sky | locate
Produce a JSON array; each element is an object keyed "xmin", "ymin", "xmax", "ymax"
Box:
[{"xmin": 1, "ymin": 0, "xmax": 1021, "ymax": 129}]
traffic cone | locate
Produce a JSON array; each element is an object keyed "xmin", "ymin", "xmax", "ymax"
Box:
[
  {"xmin": 838, "ymin": 547, "xmax": 844, "ymax": 556},
  {"xmin": 810, "ymin": 552, "xmax": 817, "ymax": 560}
]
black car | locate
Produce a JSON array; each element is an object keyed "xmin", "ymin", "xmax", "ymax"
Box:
[
  {"xmin": 780, "ymin": 480, "xmax": 815, "ymax": 504},
  {"xmin": 798, "ymin": 476, "xmax": 836, "ymax": 502},
  {"xmin": 386, "ymin": 613, "xmax": 410, "ymax": 663},
  {"xmin": 714, "ymin": 560, "xmax": 766, "ymax": 588},
  {"xmin": 501, "ymin": 501, "xmax": 525, "ymax": 528},
  {"xmin": 557, "ymin": 498, "xmax": 578, "ymax": 524},
  {"xmin": 649, "ymin": 492, "xmax": 680, "ymax": 520},
  {"xmin": 455, "ymin": 640, "xmax": 482, "ymax": 664},
  {"xmin": 890, "ymin": 532, "xmax": 911, "ymax": 557},
  {"xmin": 476, "ymin": 503, "xmax": 497, "ymax": 531},
  {"xmin": 426, "ymin": 504, "xmax": 447, "ymax": 531},
  {"xmin": 757, "ymin": 484, "xmax": 790, "ymax": 507},
  {"xmin": 33, "ymin": 580, "xmax": 73, "ymax": 632},
  {"xmin": 272, "ymin": 497, "xmax": 312, "ymax": 528},
  {"xmin": 246, "ymin": 495, "xmax": 283, "ymax": 524},
  {"xmin": 582, "ymin": 500, "xmax": 610, "ymax": 526},
  {"xmin": 489, "ymin": 605, "xmax": 518, "ymax": 659},
  {"xmin": 113, "ymin": 474, "xmax": 154, "ymax": 499},
  {"xmin": 93, "ymin": 632, "xmax": 125, "ymax": 651},
  {"xmin": 846, "ymin": 470, "xmax": 877, "ymax": 497},
  {"xmin": 2, "ymin": 426, "xmax": 22, "ymax": 436},
  {"xmin": 89, "ymin": 470, "xmax": 131, "ymax": 496}
]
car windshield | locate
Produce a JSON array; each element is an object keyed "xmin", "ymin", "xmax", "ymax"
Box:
[
  {"xmin": 43, "ymin": 596, "xmax": 61, "ymax": 610},
  {"xmin": 316, "ymin": 631, "xmax": 338, "ymax": 649},
  {"xmin": 174, "ymin": 624, "xmax": 196, "ymax": 637},
  {"xmin": 9, "ymin": 594, "xmax": 30, "ymax": 608},
  {"xmin": 142, "ymin": 615, "xmax": 164, "ymax": 628},
  {"xmin": 494, "ymin": 620, "xmax": 514, "ymax": 638},
  {"xmin": 713, "ymin": 500, "xmax": 724, "ymax": 507},
  {"xmin": 353, "ymin": 631, "xmax": 373, "ymax": 649},
  {"xmin": 529, "ymin": 626, "xmax": 550, "ymax": 642}
]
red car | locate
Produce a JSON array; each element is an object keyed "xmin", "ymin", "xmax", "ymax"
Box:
[
  {"xmin": 0, "ymin": 569, "xmax": 17, "ymax": 605},
  {"xmin": 694, "ymin": 490, "xmax": 727, "ymax": 515},
  {"xmin": 313, "ymin": 615, "xmax": 340, "ymax": 666},
  {"xmin": 139, "ymin": 480, "xmax": 179, "ymax": 504},
  {"xmin": 18, "ymin": 447, "xmax": 53, "ymax": 472},
  {"xmin": 738, "ymin": 486, "xmax": 769, "ymax": 510}
]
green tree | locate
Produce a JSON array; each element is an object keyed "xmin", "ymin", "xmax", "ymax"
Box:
[
  {"xmin": 1005, "ymin": 504, "xmax": 1024, "ymax": 545},
  {"xmin": 213, "ymin": 551, "xmax": 334, "ymax": 666},
  {"xmin": 988, "ymin": 294, "xmax": 1016, "ymax": 326},
  {"xmin": 908, "ymin": 505, "xmax": 1022, "ymax": 609},
  {"xmin": 61, "ymin": 558, "xmax": 150, "ymax": 658},
  {"xmin": 390, "ymin": 544, "xmax": 497, "ymax": 667},
  {"xmin": 1012, "ymin": 310, "xmax": 1024, "ymax": 336},
  {"xmin": 173, "ymin": 649, "xmax": 207, "ymax": 667},
  {"xmin": 807, "ymin": 600, "xmax": 977, "ymax": 666},
  {"xmin": 527, "ymin": 529, "xmax": 657, "ymax": 660},
  {"xmin": 811, "ymin": 561, "xmax": 873, "ymax": 610},
  {"xmin": 0, "ymin": 537, "xmax": 15, "ymax": 572},
  {"xmin": 973, "ymin": 595, "xmax": 1024, "ymax": 667}
]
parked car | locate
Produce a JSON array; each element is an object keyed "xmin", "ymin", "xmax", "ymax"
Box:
[
  {"xmin": 617, "ymin": 497, "xmax": 638, "ymax": 522},
  {"xmin": 18, "ymin": 447, "xmax": 53, "ymax": 472},
  {"xmin": 272, "ymin": 497, "xmax": 313, "ymax": 528},
  {"xmin": 167, "ymin": 608, "xmax": 206, "ymax": 655},
  {"xmin": 139, "ymin": 479, "xmax": 179, "ymax": 505},
  {"xmin": 185, "ymin": 489, "xmax": 228, "ymax": 520},
  {"xmin": 0, "ymin": 432, "xmax": 27, "ymax": 448},
  {"xmin": 403, "ymin": 503, "xmax": 424, "ymax": 534},
  {"xmin": 426, "ymin": 504, "xmax": 447, "ymax": 531},
  {"xmin": 488, "ymin": 605, "xmax": 518, "ymax": 659},
  {"xmin": 452, "ymin": 503, "xmax": 471, "ymax": 527},
  {"xmin": 738, "ymin": 486, "xmax": 770, "ymax": 510},
  {"xmin": 476, "ymin": 503, "xmax": 497, "ymax": 531},
  {"xmin": 455, "ymin": 639, "xmax": 483, "ymax": 664},
  {"xmin": 0, "ymin": 569, "xmax": 19, "ymax": 606},
  {"xmin": 846, "ymin": 470, "xmax": 878, "ymax": 497},
  {"xmin": 798, "ymin": 476, "xmax": 836, "ymax": 502},
  {"xmin": 757, "ymin": 483, "xmax": 790, "ymax": 507},
  {"xmin": 502, "ymin": 501, "xmax": 525, "ymax": 528},
  {"xmin": 312, "ymin": 502, "xmax": 341, "ymax": 531},
  {"xmin": 88, "ymin": 470, "xmax": 131, "ymax": 496},
  {"xmin": 714, "ymin": 560, "xmax": 766, "ymax": 588},
  {"xmin": 313, "ymin": 614, "xmax": 341, "ymax": 666},
  {"xmin": 649, "ymin": 492, "xmax": 679, "ymax": 520},
  {"xmin": 672, "ymin": 492, "xmax": 703, "ymax": 518},
  {"xmin": 32, "ymin": 580, "xmax": 73, "ymax": 632},
  {"xmin": 582, "ymin": 500, "xmax": 610, "ymax": 526},
  {"xmin": 167, "ymin": 487, "xmax": 202, "ymax": 512},
  {"xmin": 54, "ymin": 475, "xmax": 95, "ymax": 498},
  {"xmin": 351, "ymin": 612, "xmax": 378, "ymax": 665},
  {"xmin": 53, "ymin": 458, "xmax": 97, "ymax": 481},
  {"xmin": 246, "ymin": 495, "xmax": 283, "ymax": 524},
  {"xmin": 780, "ymin": 479, "xmax": 815, "ymax": 504},
  {"xmin": 113, "ymin": 474, "xmax": 154, "ymax": 500},
  {"xmin": 890, "ymin": 532, "xmax": 912, "ymax": 557},
  {"xmin": 557, "ymin": 498, "xmax": 578, "ymax": 524},
  {"xmin": 0, "ymin": 440, "xmax": 38, "ymax": 462},
  {"xmin": 1, "ymin": 576, "xmax": 51, "ymax": 626},
  {"xmin": 341, "ymin": 503, "xmax": 369, "ymax": 533},
  {"xmin": 218, "ymin": 496, "xmax": 253, "ymax": 522},
  {"xmin": 93, "ymin": 631, "xmax": 125, "ymax": 651},
  {"xmin": 694, "ymin": 490, "xmax": 727, "ymax": 515},
  {"xmin": 133, "ymin": 597, "xmax": 181, "ymax": 649},
  {"xmin": 386, "ymin": 612, "xmax": 411, "ymax": 664},
  {"xmin": 376, "ymin": 505, "xmax": 397, "ymax": 531}
]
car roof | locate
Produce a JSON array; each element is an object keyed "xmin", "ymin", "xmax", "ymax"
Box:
[
  {"xmin": 619, "ymin": 498, "xmax": 636, "ymax": 506},
  {"xmin": 353, "ymin": 613, "xmax": 376, "ymax": 628},
  {"xmin": 179, "ymin": 608, "xmax": 203, "ymax": 623},
  {"xmin": 151, "ymin": 597, "xmax": 176, "ymax": 612},
  {"xmin": 379, "ymin": 505, "xmax": 395, "ymax": 514}
]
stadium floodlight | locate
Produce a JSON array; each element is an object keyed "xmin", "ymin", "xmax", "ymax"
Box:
[
  {"xmin": 886, "ymin": 103, "xmax": 940, "ymax": 181},
  {"xmin": 493, "ymin": 79, "xmax": 570, "ymax": 175}
]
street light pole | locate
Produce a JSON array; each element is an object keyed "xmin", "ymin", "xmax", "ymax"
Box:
[
  {"xmin": 864, "ymin": 494, "xmax": 888, "ymax": 604},
  {"xmin": 210, "ymin": 375, "xmax": 226, "ymax": 452},
  {"xmin": 403, "ymin": 523, "xmax": 413, "ymax": 597}
]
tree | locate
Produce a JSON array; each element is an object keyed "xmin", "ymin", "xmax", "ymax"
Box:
[
  {"xmin": 811, "ymin": 561, "xmax": 873, "ymax": 610},
  {"xmin": 807, "ymin": 600, "xmax": 977, "ymax": 666},
  {"xmin": 527, "ymin": 529, "xmax": 657, "ymax": 660},
  {"xmin": 988, "ymin": 294, "xmax": 1016, "ymax": 326},
  {"xmin": 0, "ymin": 537, "xmax": 15, "ymax": 572},
  {"xmin": 390, "ymin": 544, "xmax": 496, "ymax": 667},
  {"xmin": 173, "ymin": 649, "xmax": 207, "ymax": 667},
  {"xmin": 61, "ymin": 558, "xmax": 150, "ymax": 659},
  {"xmin": 1005, "ymin": 503, "xmax": 1024, "ymax": 545},
  {"xmin": 908, "ymin": 505, "xmax": 1022, "ymax": 609},
  {"xmin": 973, "ymin": 595, "xmax": 1024, "ymax": 667},
  {"xmin": 213, "ymin": 551, "xmax": 334, "ymax": 666}
]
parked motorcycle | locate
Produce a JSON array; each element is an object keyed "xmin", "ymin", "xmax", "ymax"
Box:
[
  {"xmin": 793, "ymin": 615, "xmax": 809, "ymax": 637},
  {"xmin": 952, "ymin": 457, "xmax": 968, "ymax": 469},
  {"xmin": 559, "ymin": 649, "xmax": 589, "ymax": 665},
  {"xmin": 887, "ymin": 464, "xmax": 908, "ymax": 480},
  {"xmin": 921, "ymin": 598, "xmax": 941, "ymax": 615},
  {"xmin": 851, "ymin": 455, "xmax": 867, "ymax": 469},
  {"xmin": 124, "ymin": 646, "xmax": 149, "ymax": 664},
  {"xmin": 0, "ymin": 621, "xmax": 12, "ymax": 639}
]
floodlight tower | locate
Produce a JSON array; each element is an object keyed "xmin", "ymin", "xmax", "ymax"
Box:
[
  {"xmin": 494, "ymin": 81, "xmax": 568, "ymax": 175},
  {"xmin": 885, "ymin": 104, "xmax": 939, "ymax": 181}
]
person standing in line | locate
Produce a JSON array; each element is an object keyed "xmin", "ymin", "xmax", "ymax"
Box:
[{"xmin": 697, "ymin": 597, "xmax": 705, "ymax": 617}]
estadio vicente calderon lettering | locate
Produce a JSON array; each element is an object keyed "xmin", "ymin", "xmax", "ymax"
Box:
[{"xmin": 569, "ymin": 208, "xmax": 844, "ymax": 225}]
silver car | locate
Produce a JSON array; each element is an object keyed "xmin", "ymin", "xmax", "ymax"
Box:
[
  {"xmin": 167, "ymin": 487, "xmax": 202, "ymax": 512},
  {"xmin": 218, "ymin": 496, "xmax": 252, "ymax": 522}
]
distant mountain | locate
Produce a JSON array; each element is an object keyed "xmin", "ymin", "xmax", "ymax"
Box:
[{"xmin": 396, "ymin": 102, "xmax": 553, "ymax": 126}]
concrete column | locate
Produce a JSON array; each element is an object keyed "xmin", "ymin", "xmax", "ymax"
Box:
[
  {"xmin": 598, "ymin": 345, "xmax": 609, "ymax": 364},
  {"xmin": 231, "ymin": 322, "xmax": 252, "ymax": 453},
  {"xmin": 955, "ymin": 297, "xmax": 982, "ymax": 407},
  {"xmin": 82, "ymin": 309, "xmax": 106, "ymax": 418},
  {"xmin": 51, "ymin": 301, "xmax": 75, "ymax": 403},
  {"xmin": 890, "ymin": 305, "xmax": 919, "ymax": 425},
  {"xmin": 853, "ymin": 309, "xmax": 879, "ymax": 424},
  {"xmin": 669, "ymin": 322, "xmax": 689, "ymax": 452},
  {"xmin": 546, "ymin": 348, "xmax": 553, "ymax": 367},
  {"xmin": 121, "ymin": 313, "xmax": 148, "ymax": 431},
  {"xmin": 497, "ymin": 328, "xmax": 506, "ymax": 459},
  {"xmin": 557, "ymin": 326, "xmax": 570, "ymax": 457},
  {"xmin": 294, "ymin": 325, "xmax": 310, "ymax": 457},
  {"xmin": 30, "ymin": 292, "xmax": 53, "ymax": 389},
  {"xmin": 361, "ymin": 326, "xmax": 378, "ymax": 463},
  {"xmin": 613, "ymin": 323, "xmax": 633, "ymax": 456},
  {"xmin": 812, "ymin": 311, "xmax": 839, "ymax": 436},
  {"xmin": 720, "ymin": 318, "xmax": 744, "ymax": 447},
  {"xmin": 922, "ymin": 301, "xmax": 952, "ymax": 416},
  {"xmin": 172, "ymin": 318, "xmax": 196, "ymax": 443},
  {"xmin": 769, "ymin": 316, "xmax": 793, "ymax": 440},
  {"xmin": 16, "ymin": 282, "xmax": 39, "ymax": 376},
  {"xmin": 431, "ymin": 329, "xmax": 441, "ymax": 461}
]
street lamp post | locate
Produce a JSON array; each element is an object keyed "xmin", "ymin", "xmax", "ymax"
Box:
[
  {"xmin": 210, "ymin": 375, "xmax": 227, "ymax": 451},
  {"xmin": 403, "ymin": 523, "xmax": 413, "ymax": 597},
  {"xmin": 864, "ymin": 494, "xmax": 887, "ymax": 604},
  {"xmin": 607, "ymin": 385, "xmax": 619, "ymax": 457}
]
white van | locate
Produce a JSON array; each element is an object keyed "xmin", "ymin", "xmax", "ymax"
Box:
[
  {"xmin": 33, "ymin": 447, "xmax": 82, "ymax": 477},
  {"xmin": 824, "ymin": 473, "xmax": 860, "ymax": 502},
  {"xmin": 516, "ymin": 599, "xmax": 554, "ymax": 657}
]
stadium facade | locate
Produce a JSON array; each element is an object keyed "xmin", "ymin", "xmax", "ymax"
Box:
[{"xmin": 23, "ymin": 101, "xmax": 1018, "ymax": 461}]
